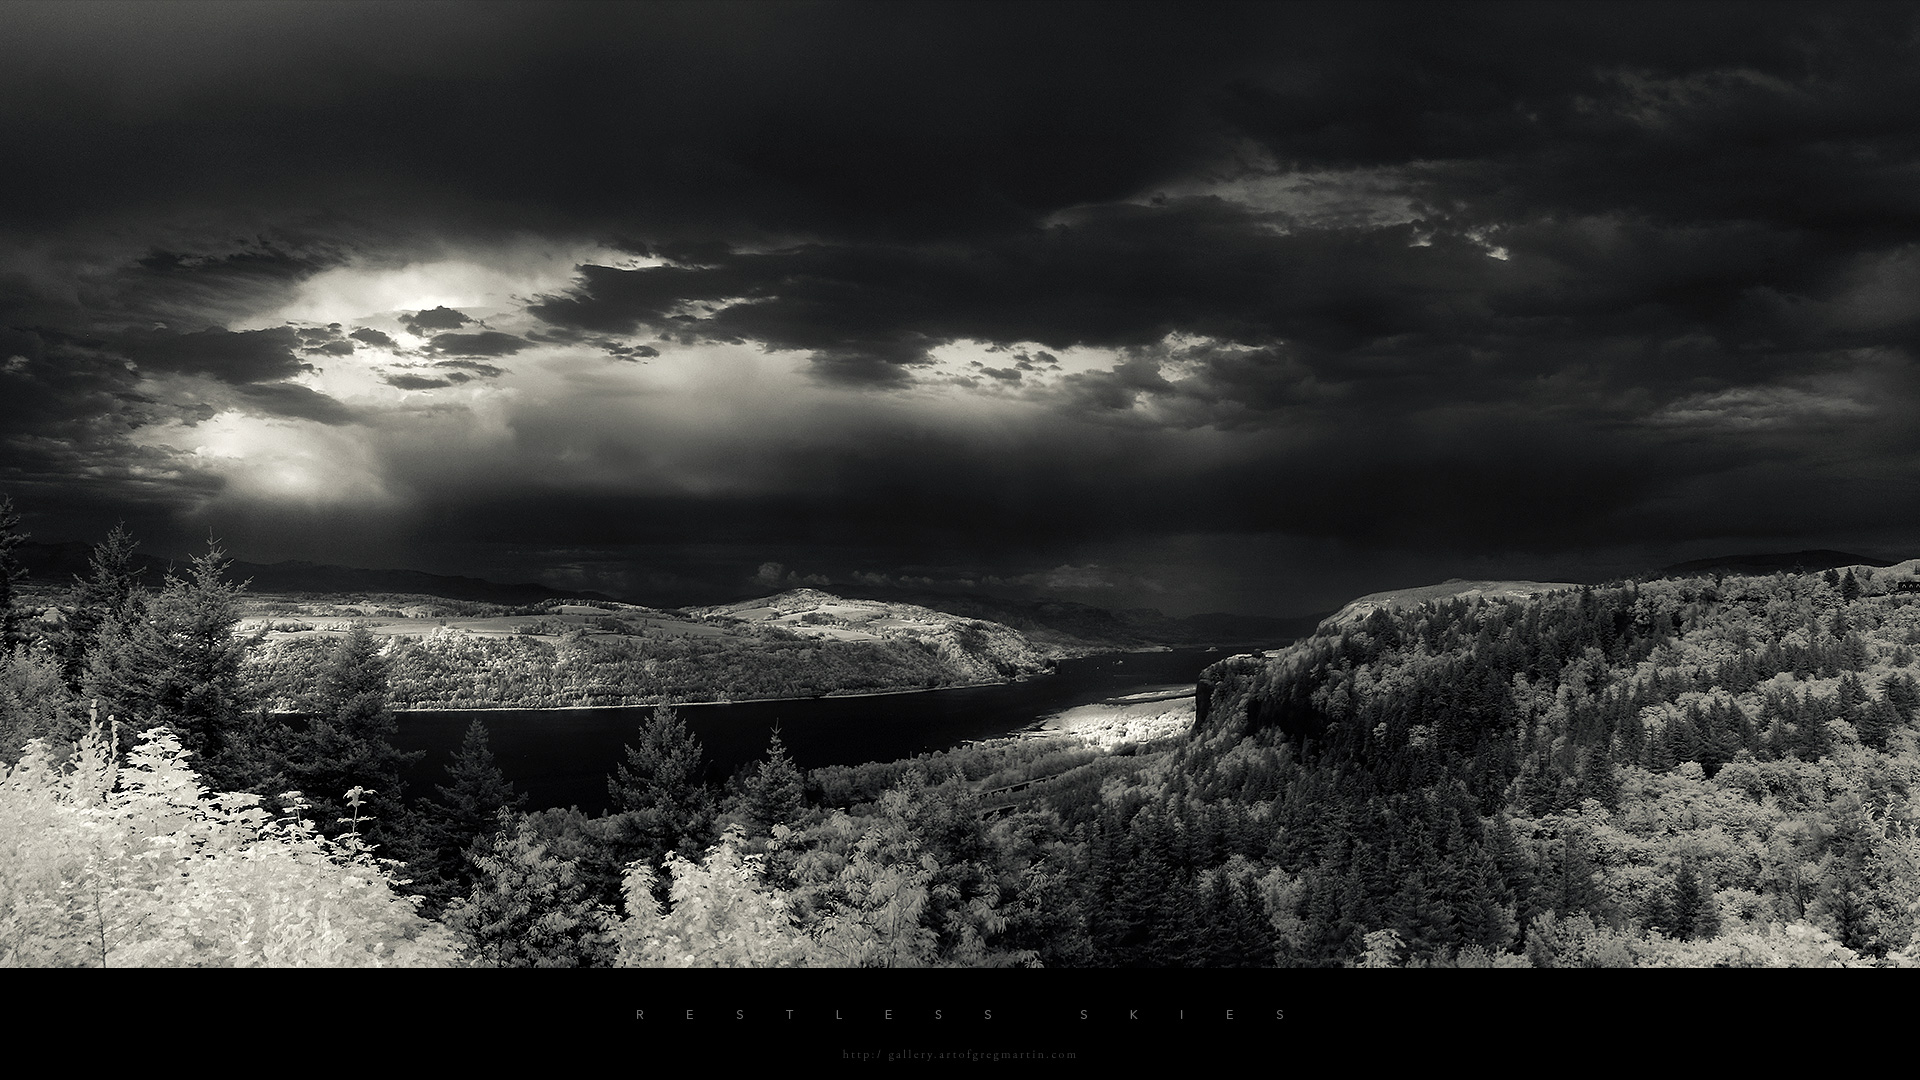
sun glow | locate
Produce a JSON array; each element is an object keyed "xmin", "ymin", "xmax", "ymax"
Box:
[
  {"xmin": 137, "ymin": 410, "xmax": 398, "ymax": 507},
  {"xmin": 253, "ymin": 241, "xmax": 632, "ymax": 328}
]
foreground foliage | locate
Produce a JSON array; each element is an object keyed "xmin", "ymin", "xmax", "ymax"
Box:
[{"xmin": 0, "ymin": 724, "xmax": 460, "ymax": 967}]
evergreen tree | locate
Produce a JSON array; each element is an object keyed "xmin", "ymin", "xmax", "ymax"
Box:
[
  {"xmin": 82, "ymin": 540, "xmax": 251, "ymax": 784},
  {"xmin": 409, "ymin": 720, "xmax": 527, "ymax": 915},
  {"xmin": 1794, "ymin": 694, "xmax": 1834, "ymax": 761},
  {"xmin": 0, "ymin": 496, "xmax": 26, "ymax": 649},
  {"xmin": 1228, "ymin": 876, "xmax": 1276, "ymax": 966},
  {"xmin": 739, "ymin": 728, "xmax": 806, "ymax": 839},
  {"xmin": 282, "ymin": 625, "xmax": 421, "ymax": 844},
  {"xmin": 1092, "ymin": 808, "xmax": 1173, "ymax": 964},
  {"xmin": 1885, "ymin": 672, "xmax": 1920, "ymax": 722},
  {"xmin": 604, "ymin": 706, "xmax": 716, "ymax": 884},
  {"xmin": 1544, "ymin": 824, "xmax": 1603, "ymax": 919},
  {"xmin": 1855, "ymin": 696, "xmax": 1898, "ymax": 752},
  {"xmin": 1298, "ymin": 868, "xmax": 1357, "ymax": 966},
  {"xmin": 1816, "ymin": 873, "xmax": 1875, "ymax": 955},
  {"xmin": 53, "ymin": 523, "xmax": 145, "ymax": 691},
  {"xmin": 1147, "ymin": 868, "xmax": 1204, "ymax": 965}
]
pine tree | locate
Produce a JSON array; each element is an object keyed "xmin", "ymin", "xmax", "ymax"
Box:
[
  {"xmin": 1885, "ymin": 671, "xmax": 1920, "ymax": 722},
  {"xmin": 82, "ymin": 539, "xmax": 251, "ymax": 783},
  {"xmin": 605, "ymin": 706, "xmax": 716, "ymax": 882},
  {"xmin": 1097, "ymin": 806, "xmax": 1176, "ymax": 964},
  {"xmin": 1229, "ymin": 876, "xmax": 1276, "ymax": 966},
  {"xmin": 54, "ymin": 523, "xmax": 145, "ymax": 691},
  {"xmin": 410, "ymin": 720, "xmax": 527, "ymax": 914},
  {"xmin": 1670, "ymin": 863, "xmax": 1719, "ymax": 940},
  {"xmin": 740, "ymin": 728, "xmax": 807, "ymax": 839},
  {"xmin": 1545, "ymin": 824, "xmax": 1602, "ymax": 919},
  {"xmin": 282, "ymin": 625, "xmax": 421, "ymax": 843},
  {"xmin": 1850, "ymin": 687, "xmax": 1896, "ymax": 749},
  {"xmin": 0, "ymin": 496, "xmax": 27, "ymax": 649},
  {"xmin": 1795, "ymin": 693, "xmax": 1834, "ymax": 761}
]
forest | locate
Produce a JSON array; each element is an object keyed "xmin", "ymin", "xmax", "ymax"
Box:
[{"xmin": 3, "ymin": 500, "xmax": 1916, "ymax": 966}]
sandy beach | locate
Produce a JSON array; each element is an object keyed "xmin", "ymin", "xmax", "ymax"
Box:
[{"xmin": 1030, "ymin": 686, "xmax": 1197, "ymax": 749}]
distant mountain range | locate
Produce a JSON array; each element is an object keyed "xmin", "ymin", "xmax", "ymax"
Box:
[{"xmin": 13, "ymin": 541, "xmax": 619, "ymax": 607}]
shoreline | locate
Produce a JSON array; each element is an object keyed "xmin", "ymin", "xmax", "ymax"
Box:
[
  {"xmin": 262, "ymin": 644, "xmax": 1253, "ymax": 718},
  {"xmin": 383, "ymin": 677, "xmax": 1020, "ymax": 713},
  {"xmin": 363, "ymin": 646, "xmax": 1227, "ymax": 715},
  {"xmin": 1018, "ymin": 690, "xmax": 1199, "ymax": 750}
]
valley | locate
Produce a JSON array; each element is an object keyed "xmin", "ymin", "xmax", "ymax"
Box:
[{"xmin": 11, "ymin": 524, "xmax": 1920, "ymax": 969}]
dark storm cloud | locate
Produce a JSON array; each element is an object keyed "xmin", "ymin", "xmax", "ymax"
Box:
[
  {"xmin": 134, "ymin": 246, "xmax": 329, "ymax": 289},
  {"xmin": 0, "ymin": 328, "xmax": 217, "ymax": 532},
  {"xmin": 0, "ymin": 315, "xmax": 355, "ymax": 526},
  {"xmin": 378, "ymin": 357, "xmax": 506, "ymax": 388},
  {"xmin": 118, "ymin": 326, "xmax": 309, "ymax": 384},
  {"xmin": 425, "ymin": 331, "xmax": 528, "ymax": 358},
  {"xmin": 432, "ymin": 359, "xmax": 505, "ymax": 378},
  {"xmin": 528, "ymin": 199, "xmax": 1838, "ymax": 401},
  {"xmin": 230, "ymin": 381, "xmax": 358, "ymax": 425},
  {"xmin": 602, "ymin": 342, "xmax": 659, "ymax": 361},
  {"xmin": 296, "ymin": 324, "xmax": 353, "ymax": 356},
  {"xmin": 11, "ymin": 3, "xmax": 1920, "ymax": 611},
  {"xmin": 1208, "ymin": 4, "xmax": 1920, "ymax": 235},
  {"xmin": 1, "ymin": 3, "xmax": 1901, "ymax": 247},
  {"xmin": 82, "ymin": 244, "xmax": 344, "ymax": 330},
  {"xmin": 0, "ymin": 3, "xmax": 1280, "ymax": 243},
  {"xmin": 403, "ymin": 306, "xmax": 474, "ymax": 335},
  {"xmin": 531, "ymin": 207, "xmax": 1333, "ymax": 381}
]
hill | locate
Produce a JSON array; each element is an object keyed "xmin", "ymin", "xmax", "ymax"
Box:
[
  {"xmin": 240, "ymin": 587, "xmax": 1056, "ymax": 710},
  {"xmin": 14, "ymin": 541, "xmax": 616, "ymax": 607},
  {"xmin": 1656, "ymin": 549, "xmax": 1898, "ymax": 577},
  {"xmin": 1182, "ymin": 565, "xmax": 1920, "ymax": 966},
  {"xmin": 828, "ymin": 585, "xmax": 1321, "ymax": 652},
  {"xmin": 1321, "ymin": 577, "xmax": 1583, "ymax": 629},
  {"xmin": 684, "ymin": 588, "xmax": 1055, "ymax": 682}
]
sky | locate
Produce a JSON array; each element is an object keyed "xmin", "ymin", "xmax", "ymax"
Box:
[{"xmin": 5, "ymin": 1, "xmax": 1920, "ymax": 617}]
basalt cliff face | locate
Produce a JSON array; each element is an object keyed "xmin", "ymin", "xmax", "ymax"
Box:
[
  {"xmin": 1193, "ymin": 578, "xmax": 1579, "ymax": 746},
  {"xmin": 1179, "ymin": 562, "xmax": 1920, "ymax": 966},
  {"xmin": 1194, "ymin": 561, "xmax": 1920, "ymax": 756}
]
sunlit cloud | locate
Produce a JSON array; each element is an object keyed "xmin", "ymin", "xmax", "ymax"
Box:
[
  {"xmin": 133, "ymin": 410, "xmax": 398, "ymax": 509},
  {"xmin": 255, "ymin": 241, "xmax": 631, "ymax": 329}
]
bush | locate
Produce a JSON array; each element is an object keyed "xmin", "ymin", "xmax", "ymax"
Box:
[{"xmin": 0, "ymin": 724, "xmax": 460, "ymax": 967}]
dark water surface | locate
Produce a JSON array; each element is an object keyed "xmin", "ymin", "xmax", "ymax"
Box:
[{"xmin": 394, "ymin": 647, "xmax": 1237, "ymax": 814}]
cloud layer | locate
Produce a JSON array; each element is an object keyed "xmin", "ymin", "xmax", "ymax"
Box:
[{"xmin": 4, "ymin": 3, "xmax": 1920, "ymax": 615}]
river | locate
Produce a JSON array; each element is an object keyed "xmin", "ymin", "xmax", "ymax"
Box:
[{"xmin": 393, "ymin": 646, "xmax": 1238, "ymax": 814}]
